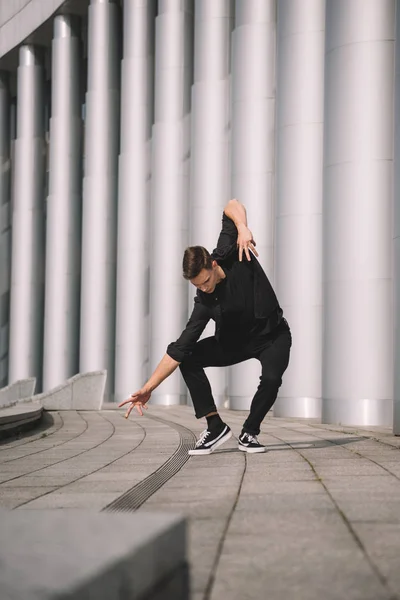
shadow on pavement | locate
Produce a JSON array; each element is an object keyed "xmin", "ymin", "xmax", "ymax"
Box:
[{"xmin": 213, "ymin": 436, "xmax": 366, "ymax": 454}]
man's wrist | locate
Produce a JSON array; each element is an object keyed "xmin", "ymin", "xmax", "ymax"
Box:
[{"xmin": 236, "ymin": 222, "xmax": 247, "ymax": 230}]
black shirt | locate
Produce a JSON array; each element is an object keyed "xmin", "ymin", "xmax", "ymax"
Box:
[
  {"xmin": 213, "ymin": 262, "xmax": 266, "ymax": 345},
  {"xmin": 167, "ymin": 213, "xmax": 282, "ymax": 363}
]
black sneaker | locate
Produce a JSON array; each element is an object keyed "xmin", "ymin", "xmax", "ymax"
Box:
[
  {"xmin": 238, "ymin": 432, "xmax": 266, "ymax": 453},
  {"xmin": 189, "ymin": 424, "xmax": 232, "ymax": 456}
]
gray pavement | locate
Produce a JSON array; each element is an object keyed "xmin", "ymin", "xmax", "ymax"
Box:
[{"xmin": 0, "ymin": 405, "xmax": 400, "ymax": 600}]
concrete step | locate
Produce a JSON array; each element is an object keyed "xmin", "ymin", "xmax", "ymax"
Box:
[
  {"xmin": 0, "ymin": 509, "xmax": 188, "ymax": 600},
  {"xmin": 0, "ymin": 401, "xmax": 43, "ymax": 440}
]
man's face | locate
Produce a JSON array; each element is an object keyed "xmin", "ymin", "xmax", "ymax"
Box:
[{"xmin": 190, "ymin": 261, "xmax": 220, "ymax": 294}]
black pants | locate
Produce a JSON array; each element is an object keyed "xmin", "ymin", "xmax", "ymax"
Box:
[{"xmin": 179, "ymin": 319, "xmax": 292, "ymax": 436}]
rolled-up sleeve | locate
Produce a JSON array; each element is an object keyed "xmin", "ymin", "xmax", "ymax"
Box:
[{"xmin": 166, "ymin": 298, "xmax": 211, "ymax": 362}]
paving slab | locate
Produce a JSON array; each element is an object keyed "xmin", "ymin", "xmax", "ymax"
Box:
[
  {"xmin": 0, "ymin": 487, "xmax": 58, "ymax": 509},
  {"xmin": 351, "ymin": 522, "xmax": 400, "ymax": 591},
  {"xmin": 0, "ymin": 405, "xmax": 400, "ymax": 599}
]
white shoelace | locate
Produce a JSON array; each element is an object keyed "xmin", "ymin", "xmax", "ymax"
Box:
[
  {"xmin": 195, "ymin": 429, "xmax": 210, "ymax": 447},
  {"xmin": 244, "ymin": 433, "xmax": 258, "ymax": 444}
]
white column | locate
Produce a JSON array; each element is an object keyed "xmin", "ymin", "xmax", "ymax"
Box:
[
  {"xmin": 115, "ymin": 0, "xmax": 156, "ymax": 404},
  {"xmin": 9, "ymin": 46, "xmax": 45, "ymax": 388},
  {"xmin": 150, "ymin": 0, "xmax": 194, "ymax": 405},
  {"xmin": 0, "ymin": 72, "xmax": 10, "ymax": 388},
  {"xmin": 323, "ymin": 0, "xmax": 395, "ymax": 427},
  {"xmin": 80, "ymin": 0, "xmax": 120, "ymax": 401},
  {"xmin": 189, "ymin": 0, "xmax": 234, "ymax": 408},
  {"xmin": 229, "ymin": 0, "xmax": 276, "ymax": 410},
  {"xmin": 43, "ymin": 15, "xmax": 82, "ymax": 391},
  {"xmin": 274, "ymin": 0, "xmax": 325, "ymax": 419},
  {"xmin": 393, "ymin": 1, "xmax": 400, "ymax": 436}
]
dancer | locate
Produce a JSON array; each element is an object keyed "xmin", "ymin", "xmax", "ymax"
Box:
[{"xmin": 119, "ymin": 199, "xmax": 292, "ymax": 455}]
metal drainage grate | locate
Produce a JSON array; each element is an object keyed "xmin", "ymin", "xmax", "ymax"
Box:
[{"xmin": 103, "ymin": 414, "xmax": 196, "ymax": 513}]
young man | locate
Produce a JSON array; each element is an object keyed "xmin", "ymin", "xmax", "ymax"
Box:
[{"xmin": 119, "ymin": 199, "xmax": 292, "ymax": 455}]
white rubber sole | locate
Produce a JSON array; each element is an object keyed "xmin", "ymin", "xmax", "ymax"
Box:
[
  {"xmin": 188, "ymin": 429, "xmax": 233, "ymax": 456},
  {"xmin": 238, "ymin": 443, "xmax": 267, "ymax": 454}
]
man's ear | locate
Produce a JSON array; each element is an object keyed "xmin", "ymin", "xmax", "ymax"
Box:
[{"xmin": 211, "ymin": 259, "xmax": 218, "ymax": 269}]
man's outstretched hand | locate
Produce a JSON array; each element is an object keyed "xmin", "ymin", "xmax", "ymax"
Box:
[
  {"xmin": 118, "ymin": 388, "xmax": 152, "ymax": 418},
  {"xmin": 236, "ymin": 223, "xmax": 259, "ymax": 262}
]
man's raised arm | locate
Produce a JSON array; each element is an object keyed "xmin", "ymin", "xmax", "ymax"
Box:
[{"xmin": 224, "ymin": 199, "xmax": 259, "ymax": 262}]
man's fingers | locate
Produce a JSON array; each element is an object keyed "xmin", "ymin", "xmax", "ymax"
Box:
[
  {"xmin": 124, "ymin": 403, "xmax": 135, "ymax": 419},
  {"xmin": 250, "ymin": 243, "xmax": 259, "ymax": 257},
  {"xmin": 135, "ymin": 402, "xmax": 148, "ymax": 416},
  {"xmin": 124, "ymin": 400, "xmax": 147, "ymax": 418},
  {"xmin": 119, "ymin": 393, "xmax": 141, "ymax": 408},
  {"xmin": 238, "ymin": 242, "xmax": 259, "ymax": 261},
  {"xmin": 119, "ymin": 398, "xmax": 133, "ymax": 408},
  {"xmin": 135, "ymin": 404, "xmax": 143, "ymax": 416}
]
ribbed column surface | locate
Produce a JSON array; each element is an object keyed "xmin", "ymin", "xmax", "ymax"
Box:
[
  {"xmin": 188, "ymin": 0, "xmax": 234, "ymax": 408},
  {"xmin": 0, "ymin": 71, "xmax": 10, "ymax": 388},
  {"xmin": 274, "ymin": 0, "xmax": 325, "ymax": 419},
  {"xmin": 9, "ymin": 45, "xmax": 45, "ymax": 390},
  {"xmin": 80, "ymin": 0, "xmax": 120, "ymax": 401},
  {"xmin": 43, "ymin": 15, "xmax": 82, "ymax": 392},
  {"xmin": 149, "ymin": 0, "xmax": 194, "ymax": 405},
  {"xmin": 114, "ymin": 0, "xmax": 156, "ymax": 403},
  {"xmin": 394, "ymin": 3, "xmax": 400, "ymax": 436},
  {"xmin": 229, "ymin": 0, "xmax": 276, "ymax": 410},
  {"xmin": 322, "ymin": 0, "xmax": 395, "ymax": 427}
]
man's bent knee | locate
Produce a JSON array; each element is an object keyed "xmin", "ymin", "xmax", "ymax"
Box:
[{"xmin": 259, "ymin": 374, "xmax": 282, "ymax": 389}]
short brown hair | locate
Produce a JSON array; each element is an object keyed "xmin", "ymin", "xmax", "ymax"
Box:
[{"xmin": 182, "ymin": 246, "xmax": 213, "ymax": 280}]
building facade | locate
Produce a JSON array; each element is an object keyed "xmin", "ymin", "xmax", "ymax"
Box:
[{"xmin": 0, "ymin": 0, "xmax": 399, "ymax": 433}]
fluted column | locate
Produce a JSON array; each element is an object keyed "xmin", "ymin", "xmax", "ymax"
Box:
[
  {"xmin": 394, "ymin": 3, "xmax": 400, "ymax": 436},
  {"xmin": 188, "ymin": 0, "xmax": 234, "ymax": 408},
  {"xmin": 274, "ymin": 0, "xmax": 325, "ymax": 419},
  {"xmin": 150, "ymin": 0, "xmax": 194, "ymax": 405},
  {"xmin": 43, "ymin": 15, "xmax": 82, "ymax": 392},
  {"xmin": 229, "ymin": 0, "xmax": 276, "ymax": 410},
  {"xmin": 0, "ymin": 72, "xmax": 10, "ymax": 388},
  {"xmin": 80, "ymin": 0, "xmax": 120, "ymax": 401},
  {"xmin": 323, "ymin": 0, "xmax": 395, "ymax": 427},
  {"xmin": 114, "ymin": 0, "xmax": 156, "ymax": 404},
  {"xmin": 9, "ymin": 46, "xmax": 45, "ymax": 388}
]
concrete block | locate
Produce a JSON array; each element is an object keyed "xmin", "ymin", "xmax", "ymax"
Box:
[
  {"xmin": 39, "ymin": 371, "xmax": 107, "ymax": 410},
  {"xmin": 0, "ymin": 509, "xmax": 188, "ymax": 600},
  {"xmin": 72, "ymin": 370, "xmax": 107, "ymax": 410},
  {"xmin": 18, "ymin": 378, "xmax": 37, "ymax": 401},
  {"xmin": 0, "ymin": 378, "xmax": 36, "ymax": 407},
  {"xmin": 39, "ymin": 382, "xmax": 73, "ymax": 411}
]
